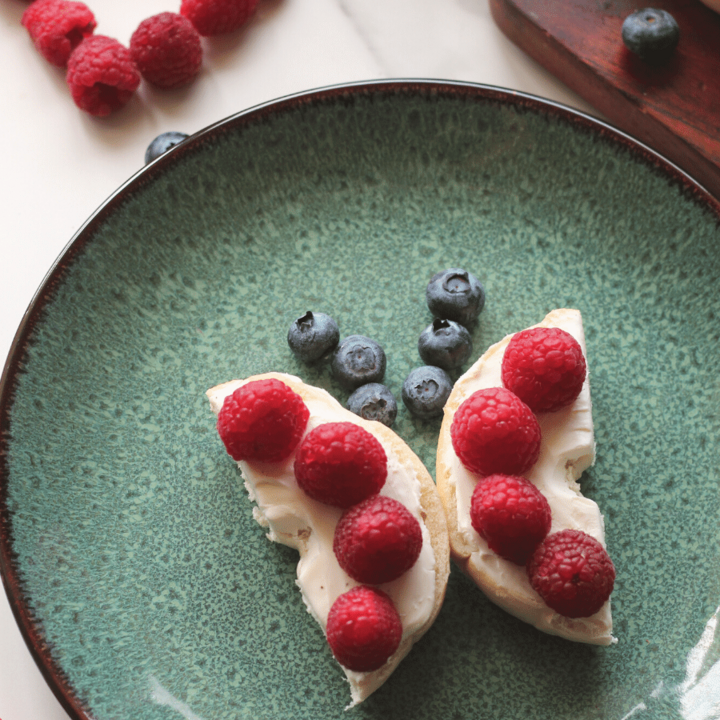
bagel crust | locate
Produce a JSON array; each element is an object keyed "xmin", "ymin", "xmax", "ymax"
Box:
[
  {"xmin": 208, "ymin": 372, "xmax": 450, "ymax": 704},
  {"xmin": 436, "ymin": 310, "xmax": 615, "ymax": 645}
]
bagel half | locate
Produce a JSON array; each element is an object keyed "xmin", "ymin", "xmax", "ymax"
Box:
[
  {"xmin": 207, "ymin": 372, "xmax": 450, "ymax": 704},
  {"xmin": 436, "ymin": 309, "xmax": 615, "ymax": 645}
]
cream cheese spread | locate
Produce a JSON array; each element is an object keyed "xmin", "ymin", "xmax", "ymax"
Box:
[
  {"xmin": 446, "ymin": 309, "xmax": 615, "ymax": 645},
  {"xmin": 207, "ymin": 376, "xmax": 438, "ymax": 699}
]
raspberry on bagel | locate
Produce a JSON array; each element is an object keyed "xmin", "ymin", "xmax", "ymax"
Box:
[
  {"xmin": 437, "ymin": 309, "xmax": 616, "ymax": 645},
  {"xmin": 208, "ymin": 372, "xmax": 450, "ymax": 705}
]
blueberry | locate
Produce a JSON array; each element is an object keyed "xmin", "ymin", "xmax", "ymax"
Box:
[
  {"xmin": 402, "ymin": 366, "xmax": 453, "ymax": 420},
  {"xmin": 426, "ymin": 268, "xmax": 485, "ymax": 327},
  {"xmin": 418, "ymin": 319, "xmax": 473, "ymax": 371},
  {"xmin": 622, "ymin": 8, "xmax": 679, "ymax": 64},
  {"xmin": 347, "ymin": 383, "xmax": 398, "ymax": 427},
  {"xmin": 287, "ymin": 311, "xmax": 340, "ymax": 363},
  {"xmin": 331, "ymin": 335, "xmax": 386, "ymax": 390},
  {"xmin": 145, "ymin": 131, "xmax": 189, "ymax": 164}
]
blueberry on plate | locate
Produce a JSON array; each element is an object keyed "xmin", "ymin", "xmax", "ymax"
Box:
[
  {"xmin": 418, "ymin": 319, "xmax": 473, "ymax": 371},
  {"xmin": 426, "ymin": 268, "xmax": 485, "ymax": 327},
  {"xmin": 402, "ymin": 366, "xmax": 453, "ymax": 420},
  {"xmin": 145, "ymin": 131, "xmax": 189, "ymax": 164},
  {"xmin": 331, "ymin": 335, "xmax": 386, "ymax": 390},
  {"xmin": 287, "ymin": 311, "xmax": 340, "ymax": 363},
  {"xmin": 346, "ymin": 383, "xmax": 398, "ymax": 427},
  {"xmin": 621, "ymin": 8, "xmax": 679, "ymax": 64}
]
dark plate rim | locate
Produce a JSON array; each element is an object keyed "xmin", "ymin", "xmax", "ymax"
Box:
[{"xmin": 1, "ymin": 78, "xmax": 719, "ymax": 720}]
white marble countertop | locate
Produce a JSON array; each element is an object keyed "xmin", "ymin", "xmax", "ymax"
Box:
[{"xmin": 0, "ymin": 1, "xmax": 601, "ymax": 717}]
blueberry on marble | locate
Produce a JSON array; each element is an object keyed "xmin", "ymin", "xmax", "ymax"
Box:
[
  {"xmin": 418, "ymin": 318, "xmax": 473, "ymax": 371},
  {"xmin": 144, "ymin": 131, "xmax": 189, "ymax": 164},
  {"xmin": 331, "ymin": 335, "xmax": 386, "ymax": 390},
  {"xmin": 287, "ymin": 311, "xmax": 340, "ymax": 363},
  {"xmin": 621, "ymin": 8, "xmax": 679, "ymax": 64},
  {"xmin": 402, "ymin": 366, "xmax": 452, "ymax": 420},
  {"xmin": 346, "ymin": 383, "xmax": 398, "ymax": 427},
  {"xmin": 426, "ymin": 268, "xmax": 485, "ymax": 327}
]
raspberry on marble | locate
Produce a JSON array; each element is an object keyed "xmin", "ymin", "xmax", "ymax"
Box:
[
  {"xmin": 22, "ymin": 0, "xmax": 96, "ymax": 67},
  {"xmin": 130, "ymin": 12, "xmax": 202, "ymax": 90},
  {"xmin": 180, "ymin": 0, "xmax": 258, "ymax": 36},
  {"xmin": 65, "ymin": 36, "xmax": 140, "ymax": 116}
]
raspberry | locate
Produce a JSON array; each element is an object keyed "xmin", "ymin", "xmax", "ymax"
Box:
[
  {"xmin": 294, "ymin": 422, "xmax": 387, "ymax": 508},
  {"xmin": 470, "ymin": 474, "xmax": 551, "ymax": 565},
  {"xmin": 527, "ymin": 529, "xmax": 615, "ymax": 618},
  {"xmin": 180, "ymin": 0, "xmax": 258, "ymax": 37},
  {"xmin": 130, "ymin": 13, "xmax": 203, "ymax": 90},
  {"xmin": 501, "ymin": 327, "xmax": 587, "ymax": 413},
  {"xmin": 66, "ymin": 36, "xmax": 140, "ymax": 117},
  {"xmin": 21, "ymin": 0, "xmax": 96, "ymax": 67},
  {"xmin": 217, "ymin": 379, "xmax": 309, "ymax": 462},
  {"xmin": 334, "ymin": 496, "xmax": 423, "ymax": 584},
  {"xmin": 326, "ymin": 586, "xmax": 402, "ymax": 672},
  {"xmin": 451, "ymin": 387, "xmax": 541, "ymax": 477}
]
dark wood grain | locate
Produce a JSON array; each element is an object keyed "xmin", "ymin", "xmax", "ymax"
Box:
[{"xmin": 490, "ymin": 0, "xmax": 720, "ymax": 199}]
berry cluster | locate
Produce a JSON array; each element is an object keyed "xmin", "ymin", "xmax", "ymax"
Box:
[
  {"xmin": 291, "ymin": 416, "xmax": 423, "ymax": 670},
  {"xmin": 216, "ymin": 377, "xmax": 423, "ymax": 672},
  {"xmin": 452, "ymin": 325, "xmax": 614, "ymax": 618},
  {"xmin": 324, "ymin": 484, "xmax": 422, "ymax": 671},
  {"xmin": 21, "ymin": 0, "xmax": 258, "ymax": 116},
  {"xmin": 404, "ymin": 268, "xmax": 484, "ymax": 419},
  {"xmin": 220, "ymin": 297, "xmax": 613, "ymax": 622},
  {"xmin": 287, "ymin": 311, "xmax": 397, "ymax": 428},
  {"xmin": 292, "ymin": 416, "xmax": 423, "ymax": 670},
  {"xmin": 287, "ymin": 268, "xmax": 487, "ymax": 426}
]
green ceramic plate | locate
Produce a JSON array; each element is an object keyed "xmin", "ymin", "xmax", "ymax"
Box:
[{"xmin": 2, "ymin": 81, "xmax": 720, "ymax": 720}]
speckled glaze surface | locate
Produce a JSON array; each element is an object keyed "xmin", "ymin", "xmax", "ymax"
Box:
[{"xmin": 1, "ymin": 82, "xmax": 720, "ymax": 720}]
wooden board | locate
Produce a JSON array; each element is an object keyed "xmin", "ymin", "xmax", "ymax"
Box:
[{"xmin": 490, "ymin": 0, "xmax": 720, "ymax": 199}]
